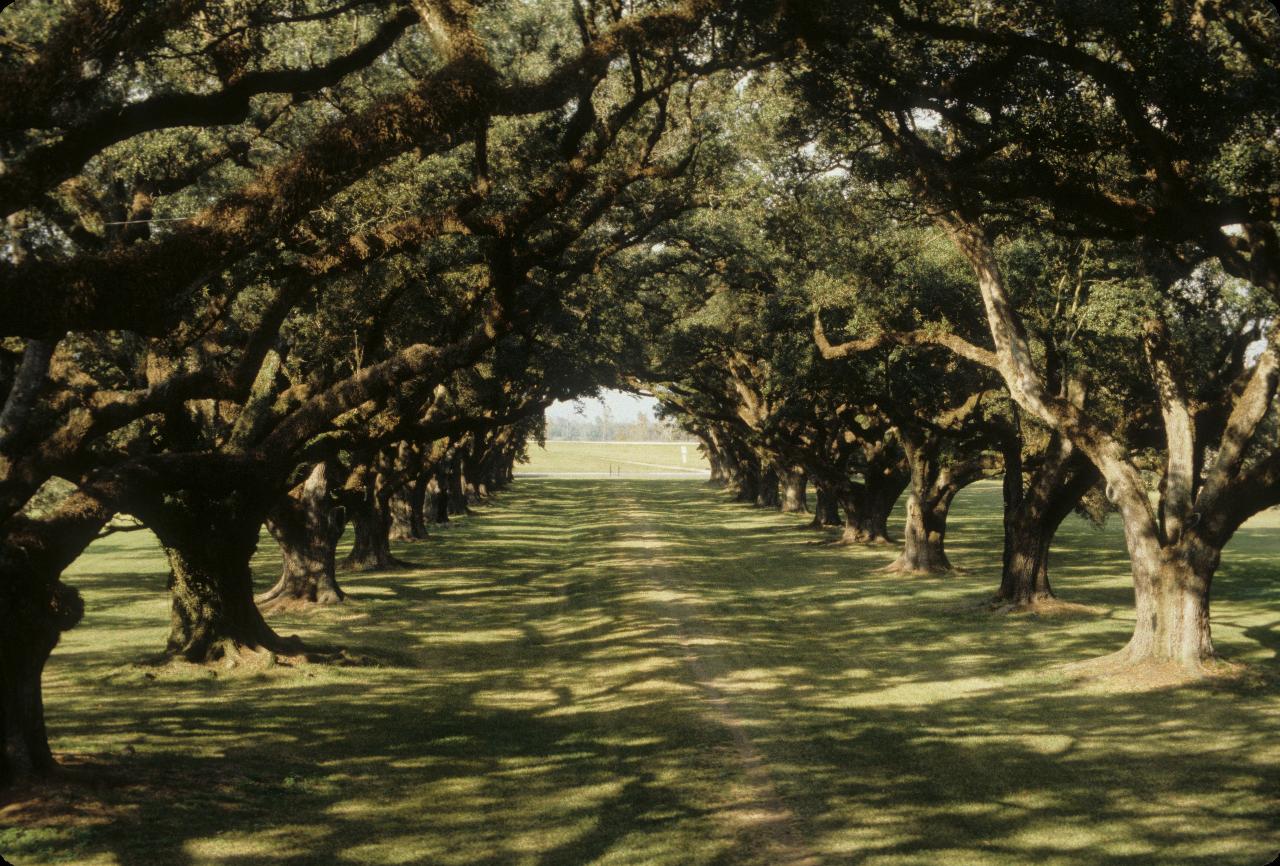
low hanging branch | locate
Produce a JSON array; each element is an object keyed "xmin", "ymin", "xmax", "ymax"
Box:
[{"xmin": 811, "ymin": 308, "xmax": 1000, "ymax": 370}]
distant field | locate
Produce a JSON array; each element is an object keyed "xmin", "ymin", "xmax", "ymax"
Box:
[{"xmin": 518, "ymin": 440, "xmax": 709, "ymax": 476}]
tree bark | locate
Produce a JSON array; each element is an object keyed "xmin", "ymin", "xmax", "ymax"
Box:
[
  {"xmin": 707, "ymin": 451, "xmax": 727, "ymax": 486},
  {"xmin": 343, "ymin": 473, "xmax": 400, "ymax": 571},
  {"xmin": 427, "ymin": 472, "xmax": 450, "ymax": 525},
  {"xmin": 732, "ymin": 454, "xmax": 760, "ymax": 503},
  {"xmin": 407, "ymin": 474, "xmax": 429, "ymax": 538},
  {"xmin": 0, "ymin": 489, "xmax": 109, "ymax": 786},
  {"xmin": 780, "ymin": 467, "xmax": 808, "ymax": 513},
  {"xmin": 258, "ymin": 462, "xmax": 345, "ymax": 610},
  {"xmin": 1119, "ymin": 543, "xmax": 1216, "ymax": 667},
  {"xmin": 808, "ymin": 481, "xmax": 843, "ymax": 528},
  {"xmin": 0, "ymin": 575, "xmax": 82, "ymax": 786},
  {"xmin": 888, "ymin": 487, "xmax": 955, "ymax": 573},
  {"xmin": 447, "ymin": 463, "xmax": 468, "ymax": 515},
  {"xmin": 996, "ymin": 446, "xmax": 1098, "ymax": 606},
  {"xmin": 164, "ymin": 537, "xmax": 294, "ymax": 662},
  {"xmin": 387, "ymin": 484, "xmax": 419, "ymax": 541},
  {"xmin": 756, "ymin": 463, "xmax": 781, "ymax": 508}
]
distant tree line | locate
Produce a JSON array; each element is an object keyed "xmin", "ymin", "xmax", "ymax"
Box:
[{"xmin": 543, "ymin": 408, "xmax": 690, "ymax": 442}]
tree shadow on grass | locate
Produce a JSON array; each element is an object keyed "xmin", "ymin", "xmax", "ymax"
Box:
[{"xmin": 21, "ymin": 477, "xmax": 1279, "ymax": 866}]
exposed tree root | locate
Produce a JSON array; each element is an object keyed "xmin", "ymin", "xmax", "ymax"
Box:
[
  {"xmin": 254, "ymin": 585, "xmax": 345, "ymax": 613},
  {"xmin": 984, "ymin": 597, "xmax": 1104, "ymax": 617},
  {"xmin": 1057, "ymin": 647, "xmax": 1245, "ymax": 690}
]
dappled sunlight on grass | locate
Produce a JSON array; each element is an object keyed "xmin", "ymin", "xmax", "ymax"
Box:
[{"xmin": 3, "ymin": 478, "xmax": 1277, "ymax": 864}]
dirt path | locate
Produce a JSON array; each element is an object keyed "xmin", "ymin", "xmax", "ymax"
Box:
[{"xmin": 615, "ymin": 488, "xmax": 823, "ymax": 866}]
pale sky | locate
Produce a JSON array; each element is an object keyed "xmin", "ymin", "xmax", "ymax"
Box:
[{"xmin": 545, "ymin": 389, "xmax": 659, "ymax": 422}]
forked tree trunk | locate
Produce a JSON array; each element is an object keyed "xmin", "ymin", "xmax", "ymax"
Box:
[
  {"xmin": 756, "ymin": 464, "xmax": 781, "ymax": 508},
  {"xmin": 258, "ymin": 462, "xmax": 346, "ymax": 609},
  {"xmin": 780, "ymin": 467, "xmax": 808, "ymax": 513},
  {"xmin": 996, "ymin": 448, "xmax": 1097, "ymax": 606}
]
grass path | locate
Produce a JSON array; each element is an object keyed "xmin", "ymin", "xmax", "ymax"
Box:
[{"xmin": 3, "ymin": 480, "xmax": 1279, "ymax": 865}]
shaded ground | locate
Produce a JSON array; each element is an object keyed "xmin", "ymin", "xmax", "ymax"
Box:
[{"xmin": 3, "ymin": 480, "xmax": 1278, "ymax": 865}]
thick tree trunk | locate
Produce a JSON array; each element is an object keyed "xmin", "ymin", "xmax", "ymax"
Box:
[
  {"xmin": 780, "ymin": 467, "xmax": 808, "ymax": 513},
  {"xmin": 427, "ymin": 472, "xmax": 450, "ymax": 525},
  {"xmin": 707, "ymin": 452, "xmax": 727, "ymax": 486},
  {"xmin": 447, "ymin": 465, "xmax": 468, "ymax": 516},
  {"xmin": 407, "ymin": 475, "xmax": 429, "ymax": 537},
  {"xmin": 1, "ymin": 491, "xmax": 112, "ymax": 786},
  {"xmin": 839, "ymin": 467, "xmax": 906, "ymax": 544},
  {"xmin": 732, "ymin": 457, "xmax": 760, "ymax": 503},
  {"xmin": 996, "ymin": 449, "xmax": 1098, "ymax": 607},
  {"xmin": 258, "ymin": 463, "xmax": 345, "ymax": 610},
  {"xmin": 387, "ymin": 485, "xmax": 419, "ymax": 542},
  {"xmin": 0, "ymin": 576, "xmax": 81, "ymax": 786},
  {"xmin": 344, "ymin": 487, "xmax": 399, "ymax": 571},
  {"xmin": 887, "ymin": 488, "xmax": 955, "ymax": 573},
  {"xmin": 998, "ymin": 510, "xmax": 1056, "ymax": 605},
  {"xmin": 164, "ymin": 537, "xmax": 296, "ymax": 662},
  {"xmin": 756, "ymin": 464, "xmax": 781, "ymax": 508},
  {"xmin": 1124, "ymin": 553, "xmax": 1215, "ymax": 667},
  {"xmin": 840, "ymin": 489, "xmax": 891, "ymax": 544},
  {"xmin": 809, "ymin": 481, "xmax": 843, "ymax": 528}
]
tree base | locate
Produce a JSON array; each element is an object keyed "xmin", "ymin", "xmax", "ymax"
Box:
[
  {"xmin": 255, "ymin": 591, "xmax": 344, "ymax": 614},
  {"xmin": 165, "ymin": 624, "xmax": 305, "ymax": 666},
  {"xmin": 340, "ymin": 555, "xmax": 414, "ymax": 573},
  {"xmin": 255, "ymin": 578, "xmax": 345, "ymax": 612},
  {"xmin": 882, "ymin": 555, "xmax": 952, "ymax": 575},
  {"xmin": 1058, "ymin": 645, "xmax": 1237, "ymax": 687},
  {"xmin": 984, "ymin": 596, "xmax": 1104, "ymax": 617}
]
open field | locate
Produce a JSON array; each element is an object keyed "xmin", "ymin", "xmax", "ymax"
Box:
[
  {"xmin": 517, "ymin": 440, "xmax": 709, "ymax": 476},
  {"xmin": 3, "ymin": 478, "xmax": 1279, "ymax": 866}
]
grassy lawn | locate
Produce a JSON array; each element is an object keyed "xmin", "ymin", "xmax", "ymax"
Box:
[
  {"xmin": 518, "ymin": 440, "xmax": 709, "ymax": 475},
  {"xmin": 2, "ymin": 477, "xmax": 1278, "ymax": 865}
]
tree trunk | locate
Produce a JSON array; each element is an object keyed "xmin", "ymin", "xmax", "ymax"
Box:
[
  {"xmin": 838, "ymin": 465, "xmax": 906, "ymax": 544},
  {"xmin": 0, "ymin": 575, "xmax": 81, "ymax": 786},
  {"xmin": 2, "ymin": 490, "xmax": 114, "ymax": 785},
  {"xmin": 344, "ymin": 485, "xmax": 398, "ymax": 571},
  {"xmin": 887, "ymin": 487, "xmax": 954, "ymax": 573},
  {"xmin": 780, "ymin": 468, "xmax": 808, "ymax": 513},
  {"xmin": 427, "ymin": 472, "xmax": 450, "ymax": 525},
  {"xmin": 258, "ymin": 463, "xmax": 345, "ymax": 610},
  {"xmin": 1113, "ymin": 534, "xmax": 1218, "ymax": 668},
  {"xmin": 996, "ymin": 448, "xmax": 1098, "ymax": 607},
  {"xmin": 756, "ymin": 464, "xmax": 781, "ymax": 508},
  {"xmin": 707, "ymin": 452, "xmax": 727, "ymax": 486},
  {"xmin": 732, "ymin": 456, "xmax": 759, "ymax": 503},
  {"xmin": 809, "ymin": 481, "xmax": 843, "ymax": 528},
  {"xmin": 408, "ymin": 475, "xmax": 429, "ymax": 538},
  {"xmin": 387, "ymin": 484, "xmax": 419, "ymax": 542},
  {"xmin": 447, "ymin": 465, "xmax": 468, "ymax": 515},
  {"xmin": 165, "ymin": 537, "xmax": 296, "ymax": 661}
]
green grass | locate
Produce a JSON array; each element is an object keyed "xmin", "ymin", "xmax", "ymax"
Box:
[
  {"xmin": 3, "ymin": 477, "xmax": 1279, "ymax": 865},
  {"xmin": 518, "ymin": 440, "xmax": 708, "ymax": 475}
]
